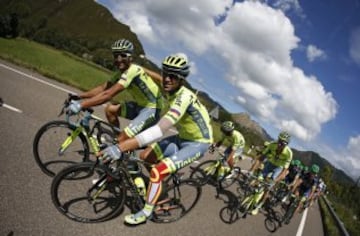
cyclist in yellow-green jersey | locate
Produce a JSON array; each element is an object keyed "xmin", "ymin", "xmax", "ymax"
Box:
[
  {"xmin": 100, "ymin": 53, "xmax": 213, "ymax": 225},
  {"xmin": 210, "ymin": 121, "xmax": 245, "ymax": 178},
  {"xmin": 67, "ymin": 39, "xmax": 162, "ymax": 143}
]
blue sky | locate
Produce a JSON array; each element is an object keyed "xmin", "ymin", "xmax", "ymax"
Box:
[{"xmin": 95, "ymin": 0, "xmax": 360, "ymax": 179}]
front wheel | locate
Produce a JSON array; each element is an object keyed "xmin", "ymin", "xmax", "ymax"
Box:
[
  {"xmin": 51, "ymin": 162, "xmax": 126, "ymax": 223},
  {"xmin": 189, "ymin": 160, "xmax": 218, "ymax": 186},
  {"xmin": 33, "ymin": 120, "xmax": 90, "ymax": 177},
  {"xmin": 219, "ymin": 206, "xmax": 239, "ymax": 224},
  {"xmin": 152, "ymin": 178, "xmax": 201, "ymax": 223}
]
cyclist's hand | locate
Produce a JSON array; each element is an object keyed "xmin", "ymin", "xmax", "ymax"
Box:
[
  {"xmin": 101, "ymin": 144, "xmax": 122, "ymax": 162},
  {"xmin": 67, "ymin": 100, "xmax": 82, "ymax": 114}
]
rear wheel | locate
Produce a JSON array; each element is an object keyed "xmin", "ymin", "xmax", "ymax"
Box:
[
  {"xmin": 51, "ymin": 162, "xmax": 126, "ymax": 223},
  {"xmin": 152, "ymin": 179, "xmax": 201, "ymax": 223},
  {"xmin": 33, "ymin": 120, "xmax": 90, "ymax": 177},
  {"xmin": 219, "ymin": 206, "xmax": 239, "ymax": 224}
]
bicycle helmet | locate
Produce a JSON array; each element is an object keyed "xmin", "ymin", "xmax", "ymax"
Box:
[
  {"xmin": 221, "ymin": 121, "xmax": 235, "ymax": 133},
  {"xmin": 278, "ymin": 131, "xmax": 291, "ymax": 143},
  {"xmin": 310, "ymin": 164, "xmax": 320, "ymax": 174},
  {"xmin": 303, "ymin": 166, "xmax": 309, "ymax": 172},
  {"xmin": 111, "ymin": 39, "xmax": 134, "ymax": 54},
  {"xmin": 162, "ymin": 53, "xmax": 190, "ymax": 78},
  {"xmin": 294, "ymin": 159, "xmax": 301, "ymax": 167}
]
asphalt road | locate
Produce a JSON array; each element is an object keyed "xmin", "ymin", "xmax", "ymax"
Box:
[{"xmin": 0, "ymin": 59, "xmax": 324, "ymax": 236}]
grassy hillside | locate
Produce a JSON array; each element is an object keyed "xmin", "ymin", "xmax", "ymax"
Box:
[{"xmin": 0, "ymin": 37, "xmax": 132, "ymax": 102}]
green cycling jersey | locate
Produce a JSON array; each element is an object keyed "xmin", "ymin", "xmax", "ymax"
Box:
[
  {"xmin": 262, "ymin": 142, "xmax": 293, "ymax": 168},
  {"xmin": 109, "ymin": 64, "xmax": 163, "ymax": 109},
  {"xmin": 218, "ymin": 130, "xmax": 245, "ymax": 150},
  {"xmin": 164, "ymin": 86, "xmax": 213, "ymax": 143}
]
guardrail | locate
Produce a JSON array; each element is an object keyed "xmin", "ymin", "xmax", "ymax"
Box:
[{"xmin": 322, "ymin": 196, "xmax": 350, "ymax": 236}]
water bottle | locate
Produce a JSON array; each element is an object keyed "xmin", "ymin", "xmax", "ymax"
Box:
[{"xmin": 134, "ymin": 176, "xmax": 146, "ymax": 199}]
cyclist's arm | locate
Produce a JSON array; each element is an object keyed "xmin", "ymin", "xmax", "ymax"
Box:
[
  {"xmin": 81, "ymin": 83, "xmax": 124, "ymax": 108},
  {"xmin": 143, "ymin": 67, "xmax": 162, "ymax": 84},
  {"xmin": 79, "ymin": 81, "xmax": 110, "ymax": 99}
]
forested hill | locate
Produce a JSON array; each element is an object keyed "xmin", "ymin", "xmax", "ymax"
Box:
[{"xmin": 0, "ymin": 0, "xmax": 355, "ymax": 184}]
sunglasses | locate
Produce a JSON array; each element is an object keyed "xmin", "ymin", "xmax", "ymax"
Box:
[
  {"xmin": 113, "ymin": 52, "xmax": 131, "ymax": 59},
  {"xmin": 278, "ymin": 140, "xmax": 288, "ymax": 146},
  {"xmin": 162, "ymin": 72, "xmax": 184, "ymax": 80}
]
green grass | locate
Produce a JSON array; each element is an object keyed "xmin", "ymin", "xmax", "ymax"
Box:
[
  {"xmin": 318, "ymin": 197, "xmax": 342, "ymax": 236},
  {"xmin": 0, "ymin": 37, "xmax": 132, "ymax": 101}
]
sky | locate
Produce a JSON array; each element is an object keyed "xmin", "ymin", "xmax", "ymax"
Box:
[{"xmin": 95, "ymin": 0, "xmax": 360, "ymax": 180}]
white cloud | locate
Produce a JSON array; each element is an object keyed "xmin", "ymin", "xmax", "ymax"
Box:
[
  {"xmin": 306, "ymin": 44, "xmax": 327, "ymax": 62},
  {"xmin": 350, "ymin": 27, "xmax": 360, "ymax": 66},
  {"xmin": 267, "ymin": 0, "xmax": 306, "ymax": 18},
  {"xmin": 99, "ymin": 0, "xmax": 338, "ymax": 142}
]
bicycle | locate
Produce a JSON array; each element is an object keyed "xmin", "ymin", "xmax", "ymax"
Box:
[
  {"xmin": 219, "ymin": 174, "xmax": 273, "ymax": 224},
  {"xmin": 33, "ymin": 94, "xmax": 120, "ymax": 177},
  {"xmin": 50, "ymin": 153, "xmax": 202, "ymax": 224},
  {"xmin": 189, "ymin": 149, "xmax": 242, "ymax": 189}
]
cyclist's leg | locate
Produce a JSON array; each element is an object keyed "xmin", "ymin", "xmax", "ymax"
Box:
[
  {"xmin": 105, "ymin": 102, "xmax": 121, "ymax": 128},
  {"xmin": 124, "ymin": 137, "xmax": 209, "ymax": 224},
  {"xmin": 121, "ymin": 104, "xmax": 159, "ymax": 142}
]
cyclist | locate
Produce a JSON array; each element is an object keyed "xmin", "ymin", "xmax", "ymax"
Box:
[
  {"xmin": 280, "ymin": 159, "xmax": 302, "ymax": 202},
  {"xmin": 209, "ymin": 121, "xmax": 245, "ymax": 180},
  {"xmin": 290, "ymin": 164, "xmax": 320, "ymax": 213},
  {"xmin": 100, "ymin": 53, "xmax": 213, "ymax": 225},
  {"xmin": 248, "ymin": 131, "xmax": 293, "ymax": 215},
  {"xmin": 67, "ymin": 39, "xmax": 163, "ymax": 143}
]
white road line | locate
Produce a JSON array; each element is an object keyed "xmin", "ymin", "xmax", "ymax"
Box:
[
  {"xmin": 0, "ymin": 63, "xmax": 76, "ymax": 94},
  {"xmin": 0, "ymin": 62, "xmax": 178, "ymax": 133},
  {"xmin": 2, "ymin": 103, "xmax": 22, "ymax": 113},
  {"xmin": 296, "ymin": 207, "xmax": 309, "ymax": 236}
]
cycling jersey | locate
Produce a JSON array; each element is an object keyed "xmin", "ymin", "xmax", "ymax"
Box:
[
  {"xmin": 300, "ymin": 172, "xmax": 319, "ymax": 190},
  {"xmin": 163, "ymin": 86, "xmax": 213, "ymax": 143},
  {"xmin": 262, "ymin": 142, "xmax": 293, "ymax": 168},
  {"xmin": 109, "ymin": 64, "xmax": 163, "ymax": 109},
  {"xmin": 219, "ymin": 130, "xmax": 245, "ymax": 150}
]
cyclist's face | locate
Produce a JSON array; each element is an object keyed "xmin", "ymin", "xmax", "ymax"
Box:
[
  {"xmin": 162, "ymin": 72, "xmax": 183, "ymax": 93},
  {"xmin": 113, "ymin": 52, "xmax": 131, "ymax": 70}
]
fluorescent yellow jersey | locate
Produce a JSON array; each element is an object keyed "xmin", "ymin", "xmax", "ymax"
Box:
[
  {"xmin": 262, "ymin": 142, "xmax": 293, "ymax": 168},
  {"xmin": 164, "ymin": 86, "xmax": 213, "ymax": 143},
  {"xmin": 219, "ymin": 130, "xmax": 245, "ymax": 150},
  {"xmin": 109, "ymin": 64, "xmax": 163, "ymax": 108}
]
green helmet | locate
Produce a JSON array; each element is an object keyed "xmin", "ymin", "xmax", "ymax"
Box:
[
  {"xmin": 303, "ymin": 166, "xmax": 309, "ymax": 172},
  {"xmin": 278, "ymin": 131, "xmax": 291, "ymax": 143},
  {"xmin": 221, "ymin": 121, "xmax": 235, "ymax": 133},
  {"xmin": 162, "ymin": 53, "xmax": 190, "ymax": 78},
  {"xmin": 111, "ymin": 39, "xmax": 134, "ymax": 54},
  {"xmin": 311, "ymin": 164, "xmax": 320, "ymax": 174},
  {"xmin": 293, "ymin": 159, "xmax": 301, "ymax": 167}
]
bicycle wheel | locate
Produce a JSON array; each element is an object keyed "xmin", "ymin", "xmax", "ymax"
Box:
[
  {"xmin": 221, "ymin": 167, "xmax": 241, "ymax": 189},
  {"xmin": 33, "ymin": 120, "xmax": 90, "ymax": 177},
  {"xmin": 282, "ymin": 201, "xmax": 297, "ymax": 225},
  {"xmin": 51, "ymin": 162, "xmax": 126, "ymax": 223},
  {"xmin": 152, "ymin": 178, "xmax": 201, "ymax": 223},
  {"xmin": 189, "ymin": 160, "xmax": 218, "ymax": 186},
  {"xmin": 219, "ymin": 205, "xmax": 239, "ymax": 224}
]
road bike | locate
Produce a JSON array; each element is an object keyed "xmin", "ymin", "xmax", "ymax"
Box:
[
  {"xmin": 33, "ymin": 94, "xmax": 119, "ymax": 177},
  {"xmin": 50, "ymin": 153, "xmax": 202, "ymax": 224},
  {"xmin": 189, "ymin": 149, "xmax": 242, "ymax": 189},
  {"xmin": 219, "ymin": 174, "xmax": 273, "ymax": 223}
]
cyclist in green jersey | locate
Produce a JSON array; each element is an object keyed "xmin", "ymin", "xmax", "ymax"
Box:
[
  {"xmin": 209, "ymin": 121, "xmax": 245, "ymax": 179},
  {"xmin": 100, "ymin": 53, "xmax": 213, "ymax": 225},
  {"xmin": 68, "ymin": 39, "xmax": 163, "ymax": 142},
  {"xmin": 248, "ymin": 131, "xmax": 293, "ymax": 215}
]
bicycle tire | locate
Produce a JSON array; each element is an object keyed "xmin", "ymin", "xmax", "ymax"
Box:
[
  {"xmin": 189, "ymin": 160, "xmax": 218, "ymax": 186},
  {"xmin": 51, "ymin": 162, "xmax": 126, "ymax": 223},
  {"xmin": 282, "ymin": 200, "xmax": 297, "ymax": 225},
  {"xmin": 152, "ymin": 178, "xmax": 201, "ymax": 223},
  {"xmin": 33, "ymin": 120, "xmax": 90, "ymax": 177},
  {"xmin": 219, "ymin": 205, "xmax": 239, "ymax": 224}
]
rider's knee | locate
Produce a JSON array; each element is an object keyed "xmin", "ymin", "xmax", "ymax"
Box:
[{"xmin": 150, "ymin": 159, "xmax": 174, "ymax": 183}]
